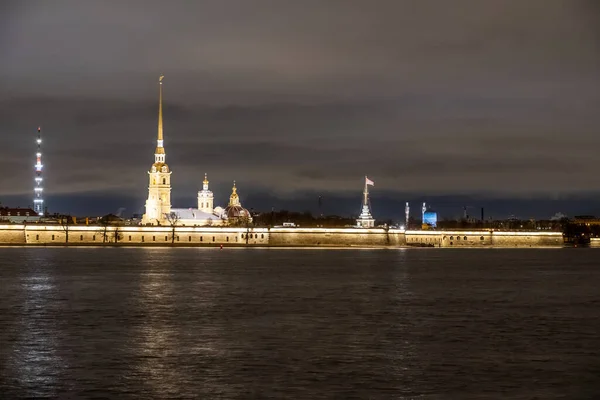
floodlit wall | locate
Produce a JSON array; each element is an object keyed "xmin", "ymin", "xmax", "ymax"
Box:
[
  {"xmin": 405, "ymin": 230, "xmax": 562, "ymax": 247},
  {"xmin": 405, "ymin": 230, "xmax": 492, "ymax": 247},
  {"xmin": 8, "ymin": 225, "xmax": 269, "ymax": 246},
  {"xmin": 591, "ymin": 238, "xmax": 600, "ymax": 248},
  {"xmin": 0, "ymin": 225, "xmax": 568, "ymax": 247},
  {"xmin": 268, "ymin": 228, "xmax": 405, "ymax": 246},
  {"xmin": 490, "ymin": 231, "xmax": 563, "ymax": 247},
  {"xmin": 0, "ymin": 225, "xmax": 26, "ymax": 244}
]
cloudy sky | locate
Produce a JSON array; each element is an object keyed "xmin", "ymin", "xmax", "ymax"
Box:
[{"xmin": 1, "ymin": 1, "xmax": 599, "ymax": 218}]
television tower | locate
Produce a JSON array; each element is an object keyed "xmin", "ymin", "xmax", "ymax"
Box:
[{"xmin": 33, "ymin": 126, "xmax": 44, "ymax": 216}]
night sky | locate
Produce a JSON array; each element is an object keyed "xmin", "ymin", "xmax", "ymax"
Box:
[{"xmin": 1, "ymin": 1, "xmax": 599, "ymax": 220}]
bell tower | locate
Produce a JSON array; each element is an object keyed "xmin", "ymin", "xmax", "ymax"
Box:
[
  {"xmin": 197, "ymin": 173, "xmax": 214, "ymax": 213},
  {"xmin": 142, "ymin": 75, "xmax": 172, "ymax": 225}
]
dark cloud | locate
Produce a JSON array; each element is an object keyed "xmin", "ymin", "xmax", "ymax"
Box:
[{"xmin": 1, "ymin": 1, "xmax": 599, "ymax": 218}]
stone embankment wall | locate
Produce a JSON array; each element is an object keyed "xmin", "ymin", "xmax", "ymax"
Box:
[
  {"xmin": 0, "ymin": 224, "xmax": 270, "ymax": 246},
  {"xmin": 268, "ymin": 228, "xmax": 404, "ymax": 247},
  {"xmin": 0, "ymin": 225, "xmax": 26, "ymax": 244},
  {"xmin": 0, "ymin": 225, "xmax": 404, "ymax": 247},
  {"xmin": 591, "ymin": 238, "xmax": 600, "ymax": 248},
  {"xmin": 0, "ymin": 224, "xmax": 569, "ymax": 247},
  {"xmin": 405, "ymin": 230, "xmax": 563, "ymax": 247}
]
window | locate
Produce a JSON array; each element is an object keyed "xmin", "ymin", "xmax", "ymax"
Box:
[
  {"xmin": 464, "ymin": 236, "xmax": 467, "ymax": 240},
  {"xmin": 177, "ymin": 236, "xmax": 180, "ymax": 241},
  {"xmin": 241, "ymin": 234, "xmax": 244, "ymax": 238},
  {"xmin": 212, "ymin": 236, "xmax": 215, "ymax": 242},
  {"xmin": 200, "ymin": 236, "xmax": 203, "ymax": 242},
  {"xmin": 261, "ymin": 234, "xmax": 264, "ymax": 239},
  {"xmin": 52, "ymin": 235, "xmax": 55, "ymax": 240},
  {"xmin": 450, "ymin": 236, "xmax": 454, "ymax": 240},
  {"xmin": 226, "ymin": 237, "xmax": 229, "ymax": 242},
  {"xmin": 80, "ymin": 235, "xmax": 83, "ymax": 241},
  {"xmin": 36, "ymin": 234, "xmax": 39, "ymax": 240},
  {"xmin": 480, "ymin": 236, "xmax": 484, "ymax": 241},
  {"xmin": 188, "ymin": 236, "xmax": 191, "ymax": 242},
  {"xmin": 93, "ymin": 235, "xmax": 96, "ymax": 241},
  {"xmin": 141, "ymin": 236, "xmax": 144, "ymax": 242},
  {"xmin": 153, "ymin": 236, "xmax": 156, "ymax": 241},
  {"xmin": 129, "ymin": 235, "xmax": 132, "ymax": 241},
  {"xmin": 165, "ymin": 236, "xmax": 168, "ymax": 241},
  {"xmin": 162, "ymin": 178, "xmax": 166, "ymax": 185},
  {"xmin": 235, "ymin": 236, "xmax": 238, "ymax": 242}
]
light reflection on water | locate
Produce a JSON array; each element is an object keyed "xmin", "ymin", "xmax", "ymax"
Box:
[
  {"xmin": 10, "ymin": 271, "xmax": 66, "ymax": 397},
  {"xmin": 0, "ymin": 248, "xmax": 599, "ymax": 399}
]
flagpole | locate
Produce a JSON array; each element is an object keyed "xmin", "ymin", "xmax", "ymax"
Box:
[{"xmin": 364, "ymin": 176, "xmax": 368, "ymax": 207}]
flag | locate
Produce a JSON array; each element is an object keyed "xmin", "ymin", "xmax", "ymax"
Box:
[{"xmin": 365, "ymin": 177, "xmax": 374, "ymax": 186}]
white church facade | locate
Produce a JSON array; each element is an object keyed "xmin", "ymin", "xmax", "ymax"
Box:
[{"xmin": 141, "ymin": 76, "xmax": 250, "ymax": 226}]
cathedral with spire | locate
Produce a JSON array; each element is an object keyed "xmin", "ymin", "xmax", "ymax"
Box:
[{"xmin": 141, "ymin": 76, "xmax": 251, "ymax": 226}]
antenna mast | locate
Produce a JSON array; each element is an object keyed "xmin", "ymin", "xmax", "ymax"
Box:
[{"xmin": 34, "ymin": 127, "xmax": 44, "ymax": 216}]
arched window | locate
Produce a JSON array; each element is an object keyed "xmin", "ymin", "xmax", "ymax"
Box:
[{"xmin": 162, "ymin": 178, "xmax": 166, "ymax": 185}]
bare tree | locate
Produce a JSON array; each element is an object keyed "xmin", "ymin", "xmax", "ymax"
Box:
[
  {"xmin": 165, "ymin": 212, "xmax": 180, "ymax": 244},
  {"xmin": 98, "ymin": 215, "xmax": 110, "ymax": 243},
  {"xmin": 59, "ymin": 214, "xmax": 73, "ymax": 244},
  {"xmin": 111, "ymin": 224, "xmax": 123, "ymax": 244}
]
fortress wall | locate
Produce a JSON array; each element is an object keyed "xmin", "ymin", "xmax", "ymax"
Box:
[
  {"xmin": 491, "ymin": 232, "xmax": 563, "ymax": 247},
  {"xmin": 0, "ymin": 225, "xmax": 27, "ymax": 244},
  {"xmin": 267, "ymin": 228, "xmax": 405, "ymax": 246},
  {"xmin": 21, "ymin": 225, "xmax": 270, "ymax": 246},
  {"xmin": 405, "ymin": 231, "xmax": 493, "ymax": 247},
  {"xmin": 591, "ymin": 238, "xmax": 600, "ymax": 247},
  {"xmin": 0, "ymin": 225, "xmax": 565, "ymax": 247},
  {"xmin": 406, "ymin": 230, "xmax": 563, "ymax": 247}
]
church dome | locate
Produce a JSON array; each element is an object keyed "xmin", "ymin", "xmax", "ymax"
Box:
[
  {"xmin": 223, "ymin": 181, "xmax": 251, "ymax": 221},
  {"xmin": 224, "ymin": 204, "xmax": 250, "ymax": 219}
]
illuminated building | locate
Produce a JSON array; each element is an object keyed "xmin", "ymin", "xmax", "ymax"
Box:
[
  {"xmin": 423, "ymin": 209, "xmax": 438, "ymax": 228},
  {"xmin": 356, "ymin": 176, "xmax": 375, "ymax": 228},
  {"xmin": 140, "ymin": 76, "xmax": 232, "ymax": 226},
  {"xmin": 0, "ymin": 207, "xmax": 40, "ymax": 223},
  {"xmin": 33, "ymin": 127, "xmax": 44, "ymax": 216},
  {"xmin": 142, "ymin": 75, "xmax": 172, "ymax": 225},
  {"xmin": 222, "ymin": 181, "xmax": 252, "ymax": 223}
]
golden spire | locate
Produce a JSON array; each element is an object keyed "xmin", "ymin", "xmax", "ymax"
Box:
[
  {"xmin": 229, "ymin": 180, "xmax": 240, "ymax": 206},
  {"xmin": 203, "ymin": 173, "xmax": 209, "ymax": 185},
  {"xmin": 156, "ymin": 74, "xmax": 165, "ymax": 154}
]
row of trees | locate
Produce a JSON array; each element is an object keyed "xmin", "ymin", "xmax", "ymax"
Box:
[
  {"xmin": 58, "ymin": 214, "xmax": 126, "ymax": 244},
  {"xmin": 252, "ymin": 210, "xmax": 356, "ymax": 227}
]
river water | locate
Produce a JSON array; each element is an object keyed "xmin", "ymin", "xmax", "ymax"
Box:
[{"xmin": 0, "ymin": 247, "xmax": 598, "ymax": 399}]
